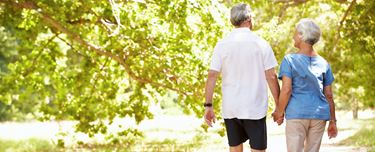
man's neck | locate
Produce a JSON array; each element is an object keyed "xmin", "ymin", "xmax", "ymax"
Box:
[
  {"xmin": 235, "ymin": 22, "xmax": 251, "ymax": 29},
  {"xmin": 236, "ymin": 25, "xmax": 250, "ymax": 28}
]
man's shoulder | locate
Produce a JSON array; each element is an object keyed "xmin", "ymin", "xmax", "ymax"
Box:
[
  {"xmin": 251, "ymin": 34, "xmax": 271, "ymax": 48},
  {"xmin": 215, "ymin": 39, "xmax": 226, "ymax": 48},
  {"xmin": 217, "ymin": 31, "xmax": 271, "ymax": 47}
]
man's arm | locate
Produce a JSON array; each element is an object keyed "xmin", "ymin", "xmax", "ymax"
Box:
[
  {"xmin": 205, "ymin": 70, "xmax": 219, "ymax": 104},
  {"xmin": 204, "ymin": 70, "xmax": 219, "ymax": 127},
  {"xmin": 265, "ymin": 68, "xmax": 280, "ymax": 109}
]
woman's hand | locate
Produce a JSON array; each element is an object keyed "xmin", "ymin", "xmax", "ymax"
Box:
[{"xmin": 328, "ymin": 121, "xmax": 338, "ymax": 139}]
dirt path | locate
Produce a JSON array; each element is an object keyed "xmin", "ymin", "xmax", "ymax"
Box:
[{"xmin": 0, "ymin": 110, "xmax": 373, "ymax": 151}]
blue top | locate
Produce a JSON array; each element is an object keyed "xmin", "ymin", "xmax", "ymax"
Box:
[{"xmin": 278, "ymin": 53, "xmax": 334, "ymax": 120}]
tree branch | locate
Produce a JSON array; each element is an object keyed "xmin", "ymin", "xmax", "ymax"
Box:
[
  {"xmin": 274, "ymin": 0, "xmax": 308, "ymax": 6},
  {"xmin": 364, "ymin": 48, "xmax": 375, "ymax": 61},
  {"xmin": 91, "ymin": 57, "xmax": 110, "ymax": 90},
  {"xmin": 275, "ymin": 0, "xmax": 309, "ymax": 22},
  {"xmin": 1, "ymin": 0, "xmax": 189, "ymax": 96},
  {"xmin": 332, "ymin": 0, "xmax": 356, "ymax": 53},
  {"xmin": 22, "ymin": 34, "xmax": 57, "ymax": 76},
  {"xmin": 337, "ymin": 0, "xmax": 356, "ymax": 35}
]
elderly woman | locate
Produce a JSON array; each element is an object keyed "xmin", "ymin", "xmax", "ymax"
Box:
[{"xmin": 272, "ymin": 19, "xmax": 338, "ymax": 152}]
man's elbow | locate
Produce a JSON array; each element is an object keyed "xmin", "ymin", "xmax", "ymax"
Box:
[{"xmin": 266, "ymin": 73, "xmax": 277, "ymax": 82}]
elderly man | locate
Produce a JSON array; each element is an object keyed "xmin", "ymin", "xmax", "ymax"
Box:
[{"xmin": 204, "ymin": 3, "xmax": 280, "ymax": 152}]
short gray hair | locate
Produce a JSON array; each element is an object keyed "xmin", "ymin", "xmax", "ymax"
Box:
[
  {"xmin": 230, "ymin": 3, "xmax": 252, "ymax": 26},
  {"xmin": 295, "ymin": 18, "xmax": 321, "ymax": 45}
]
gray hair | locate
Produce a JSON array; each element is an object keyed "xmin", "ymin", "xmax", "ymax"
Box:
[
  {"xmin": 230, "ymin": 3, "xmax": 252, "ymax": 26},
  {"xmin": 295, "ymin": 19, "xmax": 321, "ymax": 45}
]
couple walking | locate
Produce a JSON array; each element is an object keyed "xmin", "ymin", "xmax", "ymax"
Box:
[{"xmin": 204, "ymin": 3, "xmax": 338, "ymax": 152}]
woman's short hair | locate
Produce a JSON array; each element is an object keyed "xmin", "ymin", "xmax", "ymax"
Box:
[
  {"xmin": 230, "ymin": 3, "xmax": 252, "ymax": 27},
  {"xmin": 296, "ymin": 19, "xmax": 321, "ymax": 45}
]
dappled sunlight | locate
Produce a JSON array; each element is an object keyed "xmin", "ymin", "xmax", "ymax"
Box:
[{"xmin": 0, "ymin": 0, "xmax": 374, "ymax": 151}]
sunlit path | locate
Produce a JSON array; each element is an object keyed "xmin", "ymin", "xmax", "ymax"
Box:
[{"xmin": 0, "ymin": 111, "xmax": 373, "ymax": 151}]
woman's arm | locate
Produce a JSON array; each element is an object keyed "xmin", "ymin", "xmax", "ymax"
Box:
[
  {"xmin": 324, "ymin": 85, "xmax": 336, "ymax": 121},
  {"xmin": 273, "ymin": 75, "xmax": 292, "ymax": 125},
  {"xmin": 324, "ymin": 85, "xmax": 338, "ymax": 138}
]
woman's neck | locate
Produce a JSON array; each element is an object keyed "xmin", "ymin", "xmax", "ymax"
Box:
[{"xmin": 298, "ymin": 44, "xmax": 317, "ymax": 56}]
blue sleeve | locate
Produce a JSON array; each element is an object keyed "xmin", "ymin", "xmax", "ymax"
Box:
[
  {"xmin": 278, "ymin": 57, "xmax": 292, "ymax": 80},
  {"xmin": 323, "ymin": 64, "xmax": 334, "ymax": 86}
]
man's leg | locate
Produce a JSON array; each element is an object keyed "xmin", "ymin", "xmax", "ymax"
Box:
[
  {"xmin": 243, "ymin": 117, "xmax": 267, "ymax": 152},
  {"xmin": 230, "ymin": 144, "xmax": 243, "ymax": 152},
  {"xmin": 225, "ymin": 119, "xmax": 248, "ymax": 152},
  {"xmin": 251, "ymin": 148, "xmax": 265, "ymax": 152},
  {"xmin": 285, "ymin": 119, "xmax": 308, "ymax": 152},
  {"xmin": 304, "ymin": 120, "xmax": 326, "ymax": 152}
]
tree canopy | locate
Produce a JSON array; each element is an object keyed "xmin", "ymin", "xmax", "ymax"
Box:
[{"xmin": 0, "ymin": 0, "xmax": 374, "ymax": 140}]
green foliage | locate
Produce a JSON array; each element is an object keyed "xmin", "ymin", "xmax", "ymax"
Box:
[
  {"xmin": 0, "ymin": 0, "xmax": 374, "ymax": 140},
  {"xmin": 336, "ymin": 0, "xmax": 375, "ymax": 108},
  {"xmin": 0, "ymin": 138, "xmax": 55, "ymax": 152},
  {"xmin": 0, "ymin": 0, "xmax": 227, "ymax": 139}
]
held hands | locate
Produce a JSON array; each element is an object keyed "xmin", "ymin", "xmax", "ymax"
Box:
[
  {"xmin": 272, "ymin": 109, "xmax": 284, "ymax": 125},
  {"xmin": 204, "ymin": 107, "xmax": 216, "ymax": 127}
]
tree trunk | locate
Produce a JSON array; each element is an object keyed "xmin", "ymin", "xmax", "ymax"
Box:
[{"xmin": 352, "ymin": 98, "xmax": 358, "ymax": 119}]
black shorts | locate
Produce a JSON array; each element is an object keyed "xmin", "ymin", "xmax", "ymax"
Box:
[{"xmin": 224, "ymin": 117, "xmax": 267, "ymax": 150}]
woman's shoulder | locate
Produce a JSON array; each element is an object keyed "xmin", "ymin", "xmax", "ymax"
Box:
[
  {"xmin": 315, "ymin": 55, "xmax": 330, "ymax": 65},
  {"xmin": 283, "ymin": 53, "xmax": 328, "ymax": 61},
  {"xmin": 282, "ymin": 53, "xmax": 302, "ymax": 61}
]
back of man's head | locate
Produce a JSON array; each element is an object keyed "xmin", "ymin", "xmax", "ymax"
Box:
[{"xmin": 230, "ymin": 3, "xmax": 252, "ymax": 27}]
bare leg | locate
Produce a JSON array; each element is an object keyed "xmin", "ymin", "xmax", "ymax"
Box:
[{"xmin": 230, "ymin": 143, "xmax": 243, "ymax": 152}]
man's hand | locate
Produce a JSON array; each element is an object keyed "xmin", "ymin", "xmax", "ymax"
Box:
[
  {"xmin": 272, "ymin": 110, "xmax": 284, "ymax": 125},
  {"xmin": 328, "ymin": 121, "xmax": 338, "ymax": 139},
  {"xmin": 204, "ymin": 70, "xmax": 218, "ymax": 127},
  {"xmin": 204, "ymin": 107, "xmax": 216, "ymax": 127}
]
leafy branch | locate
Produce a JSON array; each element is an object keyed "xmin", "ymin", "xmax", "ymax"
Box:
[
  {"xmin": 22, "ymin": 34, "xmax": 57, "ymax": 76},
  {"xmin": 332, "ymin": 0, "xmax": 357, "ymax": 53},
  {"xmin": 1, "ymin": 0, "xmax": 189, "ymax": 96}
]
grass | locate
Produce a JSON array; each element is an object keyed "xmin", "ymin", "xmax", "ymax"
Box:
[
  {"xmin": 0, "ymin": 138, "xmax": 57, "ymax": 152},
  {"xmin": 340, "ymin": 118, "xmax": 375, "ymax": 152},
  {"xmin": 0, "ymin": 134, "xmax": 206, "ymax": 152}
]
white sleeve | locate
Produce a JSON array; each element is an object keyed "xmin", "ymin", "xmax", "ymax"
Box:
[
  {"xmin": 209, "ymin": 44, "xmax": 222, "ymax": 72},
  {"xmin": 262, "ymin": 42, "xmax": 278, "ymax": 70}
]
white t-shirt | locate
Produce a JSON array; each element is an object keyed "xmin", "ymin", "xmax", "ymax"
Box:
[{"xmin": 210, "ymin": 27, "xmax": 278, "ymax": 119}]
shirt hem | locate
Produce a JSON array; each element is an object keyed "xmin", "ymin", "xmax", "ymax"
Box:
[
  {"xmin": 222, "ymin": 114, "xmax": 267, "ymax": 120},
  {"xmin": 285, "ymin": 115, "xmax": 330, "ymax": 121}
]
